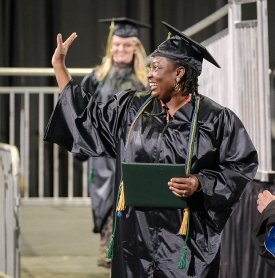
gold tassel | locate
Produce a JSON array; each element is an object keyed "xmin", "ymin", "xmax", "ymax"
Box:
[
  {"xmin": 105, "ymin": 20, "xmax": 115, "ymax": 58},
  {"xmin": 116, "ymin": 181, "xmax": 126, "ymax": 212},
  {"xmin": 178, "ymin": 207, "xmax": 189, "ymax": 236}
]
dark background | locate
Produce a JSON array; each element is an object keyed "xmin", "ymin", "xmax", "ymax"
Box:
[
  {"xmin": 1, "ymin": 0, "xmax": 274, "ymax": 85},
  {"xmin": 4, "ymin": 0, "xmax": 273, "ymax": 84},
  {"xmin": 1, "ymin": 0, "xmax": 274, "ymax": 84}
]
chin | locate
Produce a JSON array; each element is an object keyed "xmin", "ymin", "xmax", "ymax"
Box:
[
  {"xmin": 151, "ymin": 93, "xmax": 163, "ymax": 101},
  {"xmin": 150, "ymin": 90, "xmax": 158, "ymax": 98}
]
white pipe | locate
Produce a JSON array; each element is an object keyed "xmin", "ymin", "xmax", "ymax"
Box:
[{"xmin": 0, "ymin": 67, "xmax": 92, "ymax": 76}]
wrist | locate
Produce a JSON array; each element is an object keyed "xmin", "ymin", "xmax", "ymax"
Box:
[
  {"xmin": 192, "ymin": 174, "xmax": 202, "ymax": 192},
  {"xmin": 196, "ymin": 184, "xmax": 202, "ymax": 192}
]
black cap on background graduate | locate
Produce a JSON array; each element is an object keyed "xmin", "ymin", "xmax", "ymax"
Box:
[
  {"xmin": 99, "ymin": 17, "xmax": 151, "ymax": 38},
  {"xmin": 151, "ymin": 21, "xmax": 220, "ymax": 75},
  {"xmin": 99, "ymin": 17, "xmax": 151, "ymax": 58}
]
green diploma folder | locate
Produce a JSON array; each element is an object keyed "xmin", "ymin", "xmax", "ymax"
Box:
[{"xmin": 122, "ymin": 162, "xmax": 187, "ymax": 209}]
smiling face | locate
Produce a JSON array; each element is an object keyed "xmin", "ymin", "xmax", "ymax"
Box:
[
  {"xmin": 147, "ymin": 56, "xmax": 184, "ymax": 102},
  {"xmin": 110, "ymin": 35, "xmax": 136, "ymax": 65}
]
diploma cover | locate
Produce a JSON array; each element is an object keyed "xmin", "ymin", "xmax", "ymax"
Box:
[{"xmin": 122, "ymin": 162, "xmax": 187, "ymax": 208}]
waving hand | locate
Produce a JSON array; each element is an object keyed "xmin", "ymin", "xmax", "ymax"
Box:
[{"xmin": 51, "ymin": 32, "xmax": 78, "ymax": 90}]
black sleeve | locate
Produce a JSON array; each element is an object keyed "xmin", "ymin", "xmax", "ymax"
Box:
[
  {"xmin": 44, "ymin": 80, "xmax": 135, "ymax": 159},
  {"xmin": 251, "ymin": 201, "xmax": 275, "ymax": 269},
  {"xmin": 196, "ymin": 108, "xmax": 258, "ymax": 232},
  {"xmin": 81, "ymin": 71, "xmax": 98, "ymax": 100}
]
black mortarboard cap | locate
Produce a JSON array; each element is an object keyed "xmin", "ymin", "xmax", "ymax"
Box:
[
  {"xmin": 99, "ymin": 17, "xmax": 151, "ymax": 38},
  {"xmin": 151, "ymin": 21, "xmax": 220, "ymax": 75}
]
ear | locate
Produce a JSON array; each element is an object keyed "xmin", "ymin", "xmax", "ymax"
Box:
[{"xmin": 176, "ymin": 66, "xmax": 186, "ymax": 80}]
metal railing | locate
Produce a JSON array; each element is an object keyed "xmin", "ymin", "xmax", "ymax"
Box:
[
  {"xmin": 0, "ymin": 68, "xmax": 91, "ymax": 76},
  {"xmin": 197, "ymin": 0, "xmax": 274, "ymax": 181},
  {"xmin": 0, "ymin": 143, "xmax": 20, "ymax": 278},
  {"xmin": 0, "ymin": 86, "xmax": 91, "ymax": 204}
]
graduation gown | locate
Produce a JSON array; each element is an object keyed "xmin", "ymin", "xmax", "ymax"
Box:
[
  {"xmin": 81, "ymin": 65, "xmax": 145, "ymax": 232},
  {"xmin": 44, "ymin": 80, "xmax": 258, "ymax": 277},
  {"xmin": 252, "ymin": 201, "xmax": 275, "ymax": 269}
]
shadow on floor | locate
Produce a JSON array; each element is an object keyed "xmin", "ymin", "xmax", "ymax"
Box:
[{"xmin": 20, "ymin": 205, "xmax": 110, "ymax": 278}]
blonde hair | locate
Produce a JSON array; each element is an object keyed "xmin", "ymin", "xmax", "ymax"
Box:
[{"xmin": 96, "ymin": 36, "xmax": 148, "ymax": 87}]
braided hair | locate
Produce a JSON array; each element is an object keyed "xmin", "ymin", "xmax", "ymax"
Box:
[{"xmin": 173, "ymin": 60, "xmax": 199, "ymax": 96}]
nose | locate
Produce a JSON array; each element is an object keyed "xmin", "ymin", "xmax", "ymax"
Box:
[
  {"xmin": 147, "ymin": 68, "xmax": 152, "ymax": 78},
  {"xmin": 118, "ymin": 44, "xmax": 124, "ymax": 51}
]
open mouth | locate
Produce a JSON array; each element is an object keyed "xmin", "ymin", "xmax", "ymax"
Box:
[{"xmin": 149, "ymin": 82, "xmax": 158, "ymax": 91}]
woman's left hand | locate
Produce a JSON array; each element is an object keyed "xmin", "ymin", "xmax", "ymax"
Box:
[
  {"xmin": 257, "ymin": 190, "xmax": 275, "ymax": 213},
  {"xmin": 168, "ymin": 175, "xmax": 201, "ymax": 197}
]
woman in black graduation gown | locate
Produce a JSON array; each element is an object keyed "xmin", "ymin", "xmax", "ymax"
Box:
[{"xmin": 45, "ymin": 22, "xmax": 258, "ymax": 277}]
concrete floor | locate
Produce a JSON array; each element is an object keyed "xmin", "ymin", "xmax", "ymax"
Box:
[{"xmin": 20, "ymin": 204, "xmax": 110, "ymax": 278}]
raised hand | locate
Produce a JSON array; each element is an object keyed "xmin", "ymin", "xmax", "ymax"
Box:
[
  {"xmin": 52, "ymin": 32, "xmax": 78, "ymax": 68},
  {"xmin": 51, "ymin": 32, "xmax": 78, "ymax": 90}
]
